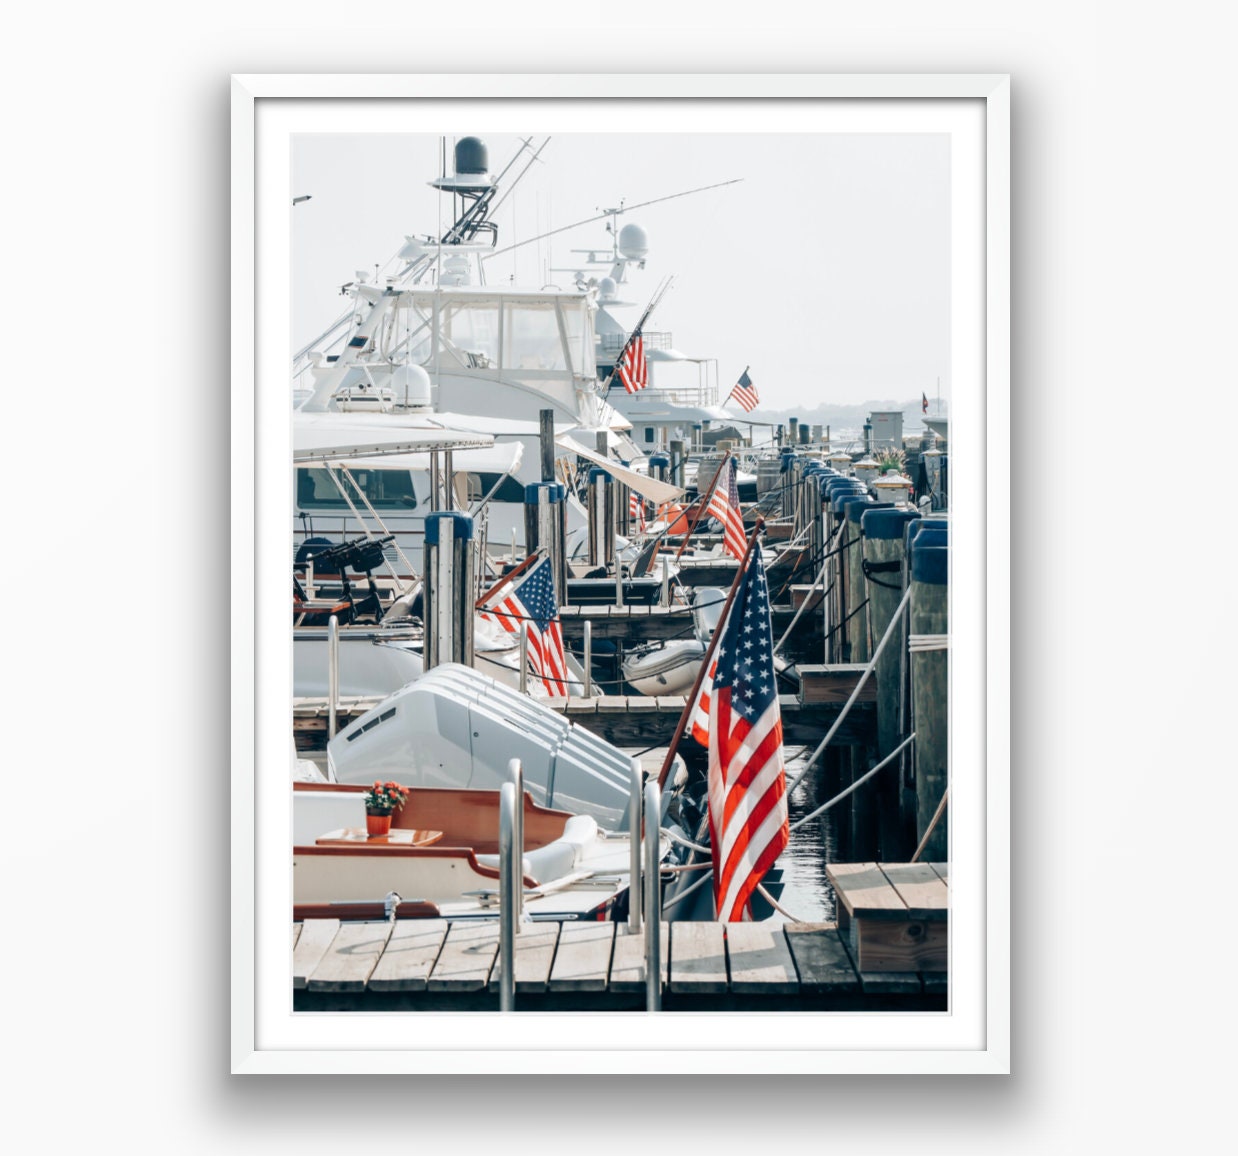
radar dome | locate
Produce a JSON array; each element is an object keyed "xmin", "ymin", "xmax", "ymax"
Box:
[
  {"xmin": 597, "ymin": 276, "xmax": 618, "ymax": 302},
  {"xmin": 454, "ymin": 137, "xmax": 489, "ymax": 175},
  {"xmin": 618, "ymin": 223, "xmax": 648, "ymax": 260},
  {"xmin": 390, "ymin": 364, "xmax": 432, "ymax": 410}
]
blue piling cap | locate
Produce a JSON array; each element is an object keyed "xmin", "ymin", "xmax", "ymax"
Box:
[
  {"xmin": 912, "ymin": 528, "xmax": 948, "ymax": 551},
  {"xmin": 830, "ymin": 487, "xmax": 867, "ymax": 512},
  {"xmin": 524, "ymin": 482, "xmax": 564, "ymax": 504},
  {"xmin": 587, "ymin": 468, "xmax": 611, "ymax": 484},
  {"xmin": 910, "ymin": 544, "xmax": 948, "ymax": 585},
  {"xmin": 423, "ymin": 510, "xmax": 475, "ymax": 545},
  {"xmin": 847, "ymin": 497, "xmax": 889, "ymax": 524},
  {"xmin": 837, "ymin": 494, "xmax": 873, "ymax": 519},
  {"xmin": 863, "ymin": 508, "xmax": 920, "ymax": 540},
  {"xmin": 906, "ymin": 519, "xmax": 948, "ymax": 548}
]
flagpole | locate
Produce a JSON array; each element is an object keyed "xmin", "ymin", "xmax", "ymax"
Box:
[
  {"xmin": 598, "ymin": 277, "xmax": 673, "ymax": 393},
  {"xmin": 673, "ymin": 449, "xmax": 733, "ymax": 562},
  {"xmin": 656, "ymin": 519, "xmax": 764, "ymax": 791},
  {"xmin": 474, "ymin": 548, "xmax": 542, "ymax": 608}
]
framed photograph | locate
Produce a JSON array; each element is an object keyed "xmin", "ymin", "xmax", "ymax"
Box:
[{"xmin": 232, "ymin": 73, "xmax": 1009, "ymax": 1074}]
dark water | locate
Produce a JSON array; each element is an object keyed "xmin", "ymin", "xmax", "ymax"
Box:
[{"xmin": 771, "ymin": 745, "xmax": 842, "ymax": 923}]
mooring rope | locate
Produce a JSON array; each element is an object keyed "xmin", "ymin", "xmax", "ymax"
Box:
[{"xmin": 908, "ymin": 633, "xmax": 949, "ymax": 652}]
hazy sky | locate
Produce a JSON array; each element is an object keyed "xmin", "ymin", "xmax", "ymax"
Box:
[{"xmin": 292, "ymin": 133, "xmax": 951, "ymax": 412}]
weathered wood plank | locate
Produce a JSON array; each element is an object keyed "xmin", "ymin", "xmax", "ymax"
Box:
[
  {"xmin": 609, "ymin": 923, "xmax": 668, "ymax": 992},
  {"xmin": 783, "ymin": 923, "xmax": 860, "ymax": 994},
  {"xmin": 367, "ymin": 919, "xmax": 448, "ymax": 993},
  {"xmin": 623, "ymin": 696, "xmax": 658, "ymax": 713},
  {"xmin": 597, "ymin": 696, "xmax": 632, "ymax": 713},
  {"xmin": 669, "ymin": 921, "xmax": 728, "ymax": 993},
  {"xmin": 797, "ymin": 664, "xmax": 877, "ymax": 705},
  {"xmin": 306, "ymin": 921, "xmax": 393, "ymax": 993},
  {"xmin": 427, "ymin": 921, "xmax": 499, "ymax": 992},
  {"xmin": 293, "ymin": 923, "xmax": 301, "ymax": 950},
  {"xmin": 725, "ymin": 922, "xmax": 799, "ymax": 994},
  {"xmin": 565, "ymin": 697, "xmax": 597, "ymax": 714},
  {"xmin": 930, "ymin": 862, "xmax": 948, "ymax": 885},
  {"xmin": 827, "ymin": 862, "xmax": 908, "ymax": 918},
  {"xmin": 655, "ymin": 696, "xmax": 688, "ymax": 712},
  {"xmin": 848, "ymin": 917, "xmax": 947, "ymax": 973},
  {"xmin": 292, "ymin": 919, "xmax": 340, "ymax": 990},
  {"xmin": 880, "ymin": 863, "xmax": 948, "ymax": 920},
  {"xmin": 548, "ymin": 922, "xmax": 615, "ymax": 992},
  {"xmin": 835, "ymin": 932, "xmax": 923, "ymax": 994},
  {"xmin": 487, "ymin": 923, "xmax": 561, "ymax": 994}
]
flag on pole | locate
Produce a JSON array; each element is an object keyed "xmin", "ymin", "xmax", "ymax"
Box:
[
  {"xmin": 700, "ymin": 541, "xmax": 788, "ymax": 920},
  {"xmin": 477, "ymin": 554, "xmax": 568, "ymax": 695},
  {"xmin": 629, "ymin": 490, "xmax": 646, "ymax": 533},
  {"xmin": 726, "ymin": 369, "xmax": 759, "ymax": 412},
  {"xmin": 617, "ymin": 330, "xmax": 648, "ymax": 393},
  {"xmin": 922, "ymin": 392, "xmax": 929, "ymax": 414},
  {"xmin": 705, "ymin": 457, "xmax": 746, "ymax": 560}
]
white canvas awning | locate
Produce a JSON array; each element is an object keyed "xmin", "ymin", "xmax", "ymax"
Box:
[{"xmin": 555, "ymin": 434, "xmax": 686, "ymax": 505}]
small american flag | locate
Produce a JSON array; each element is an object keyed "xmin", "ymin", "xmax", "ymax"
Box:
[
  {"xmin": 629, "ymin": 490, "xmax": 646, "ymax": 533},
  {"xmin": 617, "ymin": 330, "xmax": 648, "ymax": 393},
  {"xmin": 705, "ymin": 457, "xmax": 746, "ymax": 560},
  {"xmin": 727, "ymin": 369, "xmax": 759, "ymax": 413},
  {"xmin": 477, "ymin": 555, "xmax": 568, "ymax": 696},
  {"xmin": 698, "ymin": 541, "xmax": 788, "ymax": 920}
]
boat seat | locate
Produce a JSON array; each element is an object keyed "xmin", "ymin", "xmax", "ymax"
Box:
[{"xmin": 475, "ymin": 814, "xmax": 599, "ymax": 884}]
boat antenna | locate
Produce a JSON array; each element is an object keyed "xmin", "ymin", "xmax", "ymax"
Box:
[{"xmin": 482, "ymin": 178, "xmax": 742, "ymax": 262}]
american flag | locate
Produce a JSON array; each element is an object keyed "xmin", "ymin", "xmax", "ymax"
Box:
[
  {"xmin": 477, "ymin": 555, "xmax": 568, "ymax": 696},
  {"xmin": 617, "ymin": 330, "xmax": 648, "ymax": 393},
  {"xmin": 705, "ymin": 457, "xmax": 746, "ymax": 560},
  {"xmin": 695, "ymin": 541, "xmax": 788, "ymax": 920},
  {"xmin": 726, "ymin": 369, "xmax": 759, "ymax": 413},
  {"xmin": 629, "ymin": 490, "xmax": 646, "ymax": 533}
]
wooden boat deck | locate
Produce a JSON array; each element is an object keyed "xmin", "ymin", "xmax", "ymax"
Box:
[{"xmin": 292, "ymin": 917, "xmax": 947, "ymax": 1012}]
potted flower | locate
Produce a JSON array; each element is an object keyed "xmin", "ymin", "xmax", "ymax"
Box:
[{"xmin": 363, "ymin": 780, "xmax": 408, "ymax": 837}]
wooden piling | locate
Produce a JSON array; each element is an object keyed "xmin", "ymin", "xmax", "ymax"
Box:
[{"xmin": 909, "ymin": 539, "xmax": 948, "ymax": 862}]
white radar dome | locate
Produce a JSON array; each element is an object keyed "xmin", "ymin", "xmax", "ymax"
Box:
[
  {"xmin": 390, "ymin": 364, "xmax": 432, "ymax": 409},
  {"xmin": 597, "ymin": 276, "xmax": 618, "ymax": 302},
  {"xmin": 618, "ymin": 223, "xmax": 648, "ymax": 260}
]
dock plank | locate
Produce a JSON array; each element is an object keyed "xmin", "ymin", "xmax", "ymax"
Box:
[
  {"xmin": 427, "ymin": 921, "xmax": 499, "ymax": 992},
  {"xmin": 293, "ymin": 923, "xmax": 301, "ymax": 950},
  {"xmin": 725, "ymin": 922, "xmax": 799, "ymax": 994},
  {"xmin": 880, "ymin": 863, "xmax": 948, "ymax": 920},
  {"xmin": 609, "ymin": 923, "xmax": 669, "ymax": 992},
  {"xmin": 827, "ymin": 862, "xmax": 909, "ymax": 919},
  {"xmin": 783, "ymin": 923, "xmax": 860, "ymax": 994},
  {"xmin": 548, "ymin": 922, "xmax": 615, "ymax": 992},
  {"xmin": 306, "ymin": 920, "xmax": 393, "ymax": 993},
  {"xmin": 292, "ymin": 919, "xmax": 340, "ymax": 990},
  {"xmin": 368, "ymin": 919, "xmax": 448, "ymax": 992},
  {"xmin": 669, "ymin": 921, "xmax": 728, "ymax": 993},
  {"xmin": 488, "ymin": 923, "xmax": 561, "ymax": 994}
]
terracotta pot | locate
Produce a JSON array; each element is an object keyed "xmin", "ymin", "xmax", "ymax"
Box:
[{"xmin": 365, "ymin": 811, "xmax": 392, "ymax": 837}]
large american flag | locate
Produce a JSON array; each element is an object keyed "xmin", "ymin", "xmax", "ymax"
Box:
[
  {"xmin": 617, "ymin": 330, "xmax": 648, "ymax": 393},
  {"xmin": 726, "ymin": 369, "xmax": 759, "ymax": 413},
  {"xmin": 477, "ymin": 555, "xmax": 568, "ymax": 696},
  {"xmin": 705, "ymin": 457, "xmax": 746, "ymax": 560},
  {"xmin": 695, "ymin": 541, "xmax": 788, "ymax": 920}
]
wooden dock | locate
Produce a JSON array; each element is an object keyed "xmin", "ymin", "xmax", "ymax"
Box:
[{"xmin": 292, "ymin": 917, "xmax": 946, "ymax": 1012}]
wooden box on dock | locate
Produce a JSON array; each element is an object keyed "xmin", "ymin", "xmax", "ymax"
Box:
[
  {"xmin": 790, "ymin": 584, "xmax": 824, "ymax": 611},
  {"xmin": 826, "ymin": 862, "xmax": 948, "ymax": 973},
  {"xmin": 763, "ymin": 521, "xmax": 795, "ymax": 541},
  {"xmin": 796, "ymin": 664, "xmax": 876, "ymax": 706}
]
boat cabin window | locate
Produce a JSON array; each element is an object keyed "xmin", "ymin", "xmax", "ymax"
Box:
[
  {"xmin": 503, "ymin": 301, "xmax": 568, "ymax": 372},
  {"xmin": 437, "ymin": 300, "xmax": 500, "ymax": 368},
  {"xmin": 644, "ymin": 427, "xmax": 655, "ymax": 444},
  {"xmin": 466, "ymin": 472, "xmax": 526, "ymax": 504},
  {"xmin": 296, "ymin": 467, "xmax": 419, "ymax": 509}
]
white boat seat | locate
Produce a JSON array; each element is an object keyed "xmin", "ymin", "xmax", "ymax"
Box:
[{"xmin": 475, "ymin": 814, "xmax": 599, "ymax": 884}]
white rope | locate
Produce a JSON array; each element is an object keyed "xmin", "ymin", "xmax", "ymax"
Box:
[
  {"xmin": 755, "ymin": 883, "xmax": 809, "ymax": 923},
  {"xmin": 773, "ymin": 551, "xmax": 829, "ymax": 656},
  {"xmin": 784, "ymin": 583, "xmax": 913, "ymax": 795},
  {"xmin": 908, "ymin": 633, "xmax": 949, "ymax": 652},
  {"xmin": 660, "ymin": 827, "xmax": 712, "ymax": 856},
  {"xmin": 787, "ymin": 732, "xmax": 916, "ymax": 834},
  {"xmin": 660, "ymin": 867, "xmax": 712, "ymax": 912}
]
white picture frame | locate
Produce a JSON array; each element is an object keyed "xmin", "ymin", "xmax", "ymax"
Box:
[{"xmin": 231, "ymin": 73, "xmax": 1010, "ymax": 1075}]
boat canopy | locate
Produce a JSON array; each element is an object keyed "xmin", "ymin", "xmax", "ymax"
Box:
[{"xmin": 556, "ymin": 434, "xmax": 686, "ymax": 506}]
